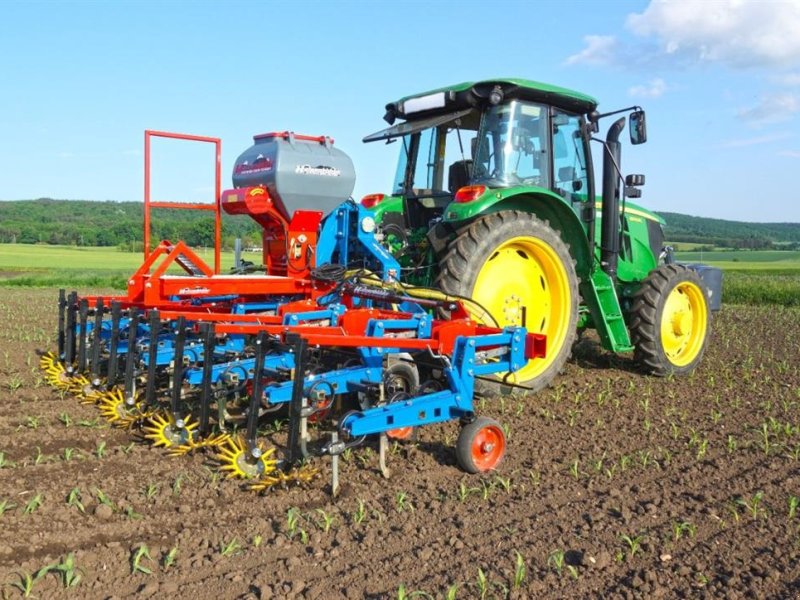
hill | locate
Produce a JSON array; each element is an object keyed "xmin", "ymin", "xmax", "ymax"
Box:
[
  {"xmin": 1, "ymin": 198, "xmax": 799, "ymax": 250},
  {"xmin": 656, "ymin": 211, "xmax": 800, "ymax": 248}
]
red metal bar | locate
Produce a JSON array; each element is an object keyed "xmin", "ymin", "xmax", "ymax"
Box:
[{"xmin": 144, "ymin": 130, "xmax": 222, "ymax": 274}]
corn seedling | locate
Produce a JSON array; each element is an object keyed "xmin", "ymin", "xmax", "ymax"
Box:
[
  {"xmin": 567, "ymin": 565, "xmax": 579, "ymax": 579},
  {"xmin": 124, "ymin": 506, "xmax": 142, "ymax": 520},
  {"xmin": 8, "ymin": 570, "xmax": 45, "ymax": 598},
  {"xmin": 569, "ymin": 458, "xmax": 580, "ymax": 480},
  {"xmin": 95, "ymin": 488, "xmax": 114, "ymax": 508},
  {"xmin": 696, "ymin": 438, "xmax": 709, "ymax": 460},
  {"xmin": 172, "ymin": 472, "xmax": 187, "ymax": 496},
  {"xmin": 49, "ymin": 553, "xmax": 83, "ymax": 588},
  {"xmin": 788, "ymin": 496, "xmax": 799, "ymax": 520},
  {"xmin": 672, "ymin": 521, "xmax": 696, "ymax": 541},
  {"xmin": 220, "ymin": 538, "xmax": 242, "ymax": 557},
  {"xmin": 95, "ymin": 441, "xmax": 107, "ymax": 459},
  {"xmin": 736, "ymin": 491, "xmax": 766, "ymax": 520},
  {"xmin": 619, "ymin": 533, "xmax": 645, "ymax": 559},
  {"xmin": 252, "ymin": 534, "xmax": 263, "ymax": 548},
  {"xmin": 353, "ymin": 499, "xmax": 367, "ymax": 524},
  {"xmin": 0, "ymin": 499, "xmax": 16, "ymax": 517},
  {"xmin": 396, "ymin": 585, "xmax": 434, "ymax": 600},
  {"xmin": 144, "ymin": 482, "xmax": 159, "ymax": 500},
  {"xmin": 23, "ymin": 493, "xmax": 43, "ymax": 515},
  {"xmin": 727, "ymin": 435, "xmax": 737, "ymax": 454},
  {"xmin": 476, "ymin": 568, "xmax": 488, "ymax": 599},
  {"xmin": 286, "ymin": 507, "xmax": 301, "ymax": 539},
  {"xmin": 513, "ymin": 551, "xmax": 526, "ymax": 588},
  {"xmin": 395, "ymin": 491, "xmax": 412, "ymax": 512},
  {"xmin": 62, "ymin": 447, "xmax": 77, "ymax": 462},
  {"xmin": 25, "ymin": 416, "xmax": 40, "ymax": 429},
  {"xmin": 480, "ymin": 480, "xmax": 494, "ymax": 500},
  {"xmin": 458, "ymin": 482, "xmax": 480, "ymax": 502},
  {"xmin": 66, "ymin": 488, "xmax": 85, "ymax": 513},
  {"xmin": 131, "ymin": 544, "xmax": 153, "ymax": 575},
  {"xmin": 121, "ymin": 442, "xmax": 136, "ymax": 454},
  {"xmin": 548, "ymin": 549, "xmax": 565, "ymax": 575},
  {"xmin": 58, "ymin": 412, "xmax": 73, "ymax": 427},
  {"xmin": 495, "ymin": 475, "xmax": 512, "ymax": 494},
  {"xmin": 316, "ymin": 509, "xmax": 336, "ymax": 533},
  {"xmin": 445, "ymin": 584, "xmax": 458, "ymax": 600},
  {"xmin": 163, "ymin": 546, "xmax": 178, "ymax": 569}
]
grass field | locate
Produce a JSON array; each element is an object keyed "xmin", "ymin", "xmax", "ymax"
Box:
[
  {"xmin": 1, "ymin": 244, "xmax": 798, "ymax": 306},
  {"xmin": 0, "ymin": 244, "xmax": 235, "ymax": 288}
]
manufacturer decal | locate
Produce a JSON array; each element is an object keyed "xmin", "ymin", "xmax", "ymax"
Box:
[{"xmin": 295, "ymin": 164, "xmax": 341, "ymax": 177}]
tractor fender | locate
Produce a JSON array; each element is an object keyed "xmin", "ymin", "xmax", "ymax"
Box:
[{"xmin": 444, "ymin": 190, "xmax": 593, "ymax": 279}]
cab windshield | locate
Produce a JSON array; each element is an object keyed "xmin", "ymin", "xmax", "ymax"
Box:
[{"xmin": 472, "ymin": 100, "xmax": 550, "ymax": 188}]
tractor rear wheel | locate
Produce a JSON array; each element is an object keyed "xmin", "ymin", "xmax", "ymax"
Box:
[
  {"xmin": 436, "ymin": 211, "xmax": 579, "ymax": 392},
  {"xmin": 630, "ymin": 264, "xmax": 710, "ymax": 376}
]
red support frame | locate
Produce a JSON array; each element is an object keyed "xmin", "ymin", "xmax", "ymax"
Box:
[{"xmin": 144, "ymin": 130, "xmax": 223, "ymax": 273}]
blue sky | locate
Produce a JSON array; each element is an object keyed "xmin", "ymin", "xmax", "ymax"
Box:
[{"xmin": 1, "ymin": 0, "xmax": 799, "ymax": 222}]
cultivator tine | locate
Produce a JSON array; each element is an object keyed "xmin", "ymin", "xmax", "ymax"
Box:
[
  {"xmin": 286, "ymin": 333, "xmax": 308, "ymax": 466},
  {"xmin": 245, "ymin": 331, "xmax": 268, "ymax": 451},
  {"xmin": 123, "ymin": 307, "xmax": 140, "ymax": 404},
  {"xmin": 198, "ymin": 322, "xmax": 215, "ymax": 437},
  {"xmin": 170, "ymin": 316, "xmax": 186, "ymax": 416},
  {"xmin": 64, "ymin": 291, "xmax": 77, "ymax": 369},
  {"xmin": 57, "ymin": 288, "xmax": 66, "ymax": 359},
  {"xmin": 106, "ymin": 301, "xmax": 121, "ymax": 386},
  {"xmin": 76, "ymin": 298, "xmax": 89, "ymax": 373},
  {"xmin": 145, "ymin": 310, "xmax": 160, "ymax": 407},
  {"xmin": 89, "ymin": 298, "xmax": 104, "ymax": 383}
]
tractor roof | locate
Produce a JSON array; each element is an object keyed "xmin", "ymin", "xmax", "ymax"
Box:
[{"xmin": 387, "ymin": 78, "xmax": 598, "ymax": 122}]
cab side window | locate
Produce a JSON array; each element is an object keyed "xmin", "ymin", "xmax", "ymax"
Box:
[{"xmin": 552, "ymin": 111, "xmax": 588, "ymax": 202}]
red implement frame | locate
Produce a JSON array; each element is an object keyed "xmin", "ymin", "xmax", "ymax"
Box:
[{"xmin": 144, "ymin": 130, "xmax": 222, "ymax": 274}]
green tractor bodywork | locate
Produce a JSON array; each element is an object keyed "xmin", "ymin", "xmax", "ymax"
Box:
[{"xmin": 362, "ymin": 78, "xmax": 712, "ymax": 388}]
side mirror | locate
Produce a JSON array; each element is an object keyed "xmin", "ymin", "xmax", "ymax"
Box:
[
  {"xmin": 629, "ymin": 110, "xmax": 647, "ymax": 145},
  {"xmin": 625, "ymin": 174, "xmax": 645, "ymax": 186}
]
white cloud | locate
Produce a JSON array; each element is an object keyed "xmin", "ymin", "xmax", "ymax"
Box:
[
  {"xmin": 564, "ymin": 35, "xmax": 618, "ymax": 66},
  {"xmin": 772, "ymin": 72, "xmax": 800, "ymax": 86},
  {"xmin": 628, "ymin": 78, "xmax": 667, "ymax": 98},
  {"xmin": 718, "ymin": 133, "xmax": 791, "ymax": 148},
  {"xmin": 627, "ymin": 0, "xmax": 800, "ymax": 69},
  {"xmin": 737, "ymin": 93, "xmax": 800, "ymax": 124},
  {"xmin": 779, "ymin": 150, "xmax": 800, "ymax": 158}
]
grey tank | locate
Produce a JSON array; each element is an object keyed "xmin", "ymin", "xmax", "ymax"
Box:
[{"xmin": 232, "ymin": 132, "xmax": 356, "ymax": 218}]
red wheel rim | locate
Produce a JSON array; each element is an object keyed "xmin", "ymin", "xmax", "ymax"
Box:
[
  {"xmin": 387, "ymin": 426, "xmax": 414, "ymax": 440},
  {"xmin": 471, "ymin": 424, "xmax": 505, "ymax": 471}
]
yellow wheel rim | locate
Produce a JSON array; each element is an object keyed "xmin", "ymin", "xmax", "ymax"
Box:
[
  {"xmin": 660, "ymin": 281, "xmax": 708, "ymax": 367},
  {"xmin": 473, "ymin": 235, "xmax": 572, "ymax": 383}
]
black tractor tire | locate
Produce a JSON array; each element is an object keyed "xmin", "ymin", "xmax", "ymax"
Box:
[
  {"xmin": 630, "ymin": 264, "xmax": 711, "ymax": 376},
  {"xmin": 436, "ymin": 210, "xmax": 579, "ymax": 393}
]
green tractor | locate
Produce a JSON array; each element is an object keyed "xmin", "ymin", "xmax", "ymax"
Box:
[{"xmin": 361, "ymin": 78, "xmax": 719, "ymax": 391}]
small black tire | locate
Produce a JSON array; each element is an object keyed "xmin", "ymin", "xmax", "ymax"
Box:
[
  {"xmin": 630, "ymin": 264, "xmax": 711, "ymax": 376},
  {"xmin": 455, "ymin": 416, "xmax": 506, "ymax": 473}
]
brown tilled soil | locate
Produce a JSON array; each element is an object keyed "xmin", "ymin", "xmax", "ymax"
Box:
[{"xmin": 0, "ymin": 288, "xmax": 799, "ymax": 599}]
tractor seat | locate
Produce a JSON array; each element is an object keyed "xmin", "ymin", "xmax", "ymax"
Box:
[{"xmin": 448, "ymin": 160, "xmax": 473, "ymax": 193}]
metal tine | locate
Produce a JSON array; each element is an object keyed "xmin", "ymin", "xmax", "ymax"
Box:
[
  {"xmin": 76, "ymin": 298, "xmax": 89, "ymax": 373},
  {"xmin": 64, "ymin": 291, "xmax": 77, "ymax": 368},
  {"xmin": 286, "ymin": 333, "xmax": 308, "ymax": 466},
  {"xmin": 245, "ymin": 331, "xmax": 268, "ymax": 452},
  {"xmin": 198, "ymin": 323, "xmax": 215, "ymax": 436},
  {"xmin": 170, "ymin": 316, "xmax": 186, "ymax": 416},
  {"xmin": 106, "ymin": 302, "xmax": 121, "ymax": 386},
  {"xmin": 57, "ymin": 289, "xmax": 66, "ymax": 359},
  {"xmin": 123, "ymin": 307, "xmax": 140, "ymax": 403},
  {"xmin": 89, "ymin": 298, "xmax": 104, "ymax": 382},
  {"xmin": 145, "ymin": 310, "xmax": 160, "ymax": 407}
]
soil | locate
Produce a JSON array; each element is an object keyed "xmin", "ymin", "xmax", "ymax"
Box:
[{"xmin": 1, "ymin": 288, "xmax": 799, "ymax": 599}]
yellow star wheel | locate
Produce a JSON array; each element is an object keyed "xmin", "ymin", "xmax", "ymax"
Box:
[
  {"xmin": 142, "ymin": 413, "xmax": 199, "ymax": 448},
  {"xmin": 167, "ymin": 431, "xmax": 231, "ymax": 457},
  {"xmin": 216, "ymin": 435, "xmax": 278, "ymax": 479},
  {"xmin": 247, "ymin": 464, "xmax": 319, "ymax": 492},
  {"xmin": 96, "ymin": 388, "xmax": 154, "ymax": 428}
]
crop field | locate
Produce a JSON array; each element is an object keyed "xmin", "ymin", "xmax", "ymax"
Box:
[{"xmin": 0, "ymin": 287, "xmax": 799, "ymax": 598}]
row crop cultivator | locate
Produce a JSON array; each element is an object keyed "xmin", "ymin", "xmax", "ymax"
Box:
[{"xmin": 40, "ymin": 130, "xmax": 545, "ymax": 492}]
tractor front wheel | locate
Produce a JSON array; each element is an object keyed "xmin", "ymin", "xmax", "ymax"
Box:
[
  {"xmin": 630, "ymin": 264, "xmax": 711, "ymax": 376},
  {"xmin": 436, "ymin": 211, "xmax": 579, "ymax": 392}
]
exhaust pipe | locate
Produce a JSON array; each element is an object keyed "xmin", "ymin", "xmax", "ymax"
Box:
[{"xmin": 600, "ymin": 117, "xmax": 625, "ymax": 280}]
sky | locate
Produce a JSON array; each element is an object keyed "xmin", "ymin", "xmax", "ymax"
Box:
[{"xmin": 1, "ymin": 0, "xmax": 800, "ymax": 223}]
